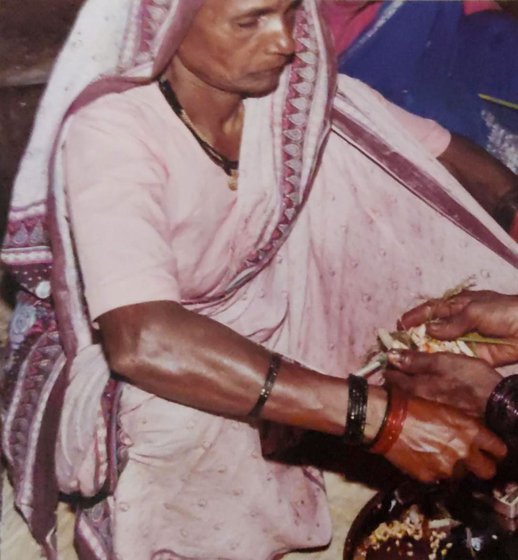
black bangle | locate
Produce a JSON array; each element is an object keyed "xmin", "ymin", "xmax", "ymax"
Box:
[
  {"xmin": 342, "ymin": 374, "xmax": 368, "ymax": 445},
  {"xmin": 486, "ymin": 375, "xmax": 518, "ymax": 439},
  {"xmin": 249, "ymin": 353, "xmax": 282, "ymax": 418},
  {"xmin": 367, "ymin": 385, "xmax": 392, "ymax": 450}
]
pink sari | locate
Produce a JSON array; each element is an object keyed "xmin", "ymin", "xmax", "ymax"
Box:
[{"xmin": 1, "ymin": 1, "xmax": 516, "ymax": 559}]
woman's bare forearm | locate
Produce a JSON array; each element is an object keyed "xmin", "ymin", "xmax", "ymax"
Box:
[
  {"xmin": 98, "ymin": 300, "xmax": 386, "ymax": 437},
  {"xmin": 97, "ymin": 300, "xmax": 508, "ymax": 482}
]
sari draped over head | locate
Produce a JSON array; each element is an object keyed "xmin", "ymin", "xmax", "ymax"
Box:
[
  {"xmin": 1, "ymin": 0, "xmax": 517, "ymax": 558},
  {"xmin": 1, "ymin": 0, "xmax": 334, "ymax": 557}
]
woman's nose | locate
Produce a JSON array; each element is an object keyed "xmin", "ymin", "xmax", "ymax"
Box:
[{"xmin": 268, "ymin": 19, "xmax": 296, "ymax": 57}]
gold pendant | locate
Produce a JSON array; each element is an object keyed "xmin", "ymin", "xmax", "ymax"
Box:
[{"xmin": 228, "ymin": 169, "xmax": 239, "ymax": 191}]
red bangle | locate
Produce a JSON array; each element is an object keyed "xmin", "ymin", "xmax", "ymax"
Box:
[{"xmin": 369, "ymin": 389, "xmax": 408, "ymax": 455}]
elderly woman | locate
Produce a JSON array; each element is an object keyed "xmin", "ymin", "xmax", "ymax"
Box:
[{"xmin": 2, "ymin": 1, "xmax": 517, "ymax": 559}]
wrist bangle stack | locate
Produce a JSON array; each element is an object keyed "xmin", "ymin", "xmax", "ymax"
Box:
[
  {"xmin": 248, "ymin": 353, "xmax": 282, "ymax": 418},
  {"xmin": 485, "ymin": 374, "xmax": 518, "ymax": 441},
  {"xmin": 369, "ymin": 388, "xmax": 408, "ymax": 456},
  {"xmin": 342, "ymin": 374, "xmax": 368, "ymax": 445}
]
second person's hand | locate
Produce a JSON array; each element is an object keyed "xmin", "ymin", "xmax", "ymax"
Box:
[
  {"xmin": 399, "ymin": 290, "xmax": 518, "ymax": 366},
  {"xmin": 385, "ymin": 350, "xmax": 502, "ymax": 417}
]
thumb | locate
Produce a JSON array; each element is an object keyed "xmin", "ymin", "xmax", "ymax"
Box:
[
  {"xmin": 387, "ymin": 350, "xmax": 439, "ymax": 375},
  {"xmin": 426, "ymin": 312, "xmax": 472, "ymax": 340}
]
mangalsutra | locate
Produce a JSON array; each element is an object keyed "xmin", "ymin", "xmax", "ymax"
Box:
[{"xmin": 158, "ymin": 78, "xmax": 239, "ymax": 191}]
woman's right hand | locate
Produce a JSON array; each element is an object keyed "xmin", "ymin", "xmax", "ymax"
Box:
[
  {"xmin": 381, "ymin": 396, "xmax": 507, "ymax": 483},
  {"xmin": 400, "ymin": 290, "xmax": 518, "ymax": 366}
]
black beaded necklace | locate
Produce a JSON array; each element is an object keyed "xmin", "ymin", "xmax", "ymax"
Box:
[{"xmin": 158, "ymin": 78, "xmax": 239, "ymax": 191}]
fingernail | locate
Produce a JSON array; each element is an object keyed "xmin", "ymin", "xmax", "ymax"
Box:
[
  {"xmin": 387, "ymin": 350, "xmax": 405, "ymax": 366},
  {"xmin": 427, "ymin": 320, "xmax": 443, "ymax": 333}
]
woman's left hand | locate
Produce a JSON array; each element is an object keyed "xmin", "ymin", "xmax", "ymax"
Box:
[
  {"xmin": 383, "ymin": 395, "xmax": 507, "ymax": 483},
  {"xmin": 385, "ymin": 350, "xmax": 502, "ymax": 418}
]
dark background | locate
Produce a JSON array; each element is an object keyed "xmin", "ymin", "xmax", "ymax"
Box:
[
  {"xmin": 0, "ymin": 0, "xmax": 84, "ymax": 238},
  {"xmin": 0, "ymin": 0, "xmax": 83, "ymax": 311}
]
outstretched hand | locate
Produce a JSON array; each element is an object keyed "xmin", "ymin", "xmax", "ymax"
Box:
[
  {"xmin": 383, "ymin": 396, "xmax": 507, "ymax": 483},
  {"xmin": 385, "ymin": 350, "xmax": 501, "ymax": 417},
  {"xmin": 399, "ymin": 290, "xmax": 518, "ymax": 366}
]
